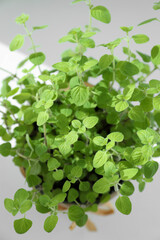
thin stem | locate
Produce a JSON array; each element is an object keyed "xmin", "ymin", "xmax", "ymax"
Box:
[
  {"xmin": 23, "ymin": 23, "xmax": 42, "ymax": 73},
  {"xmin": 0, "ymin": 67, "xmax": 19, "ymax": 79},
  {"xmin": 16, "ymin": 151, "xmax": 39, "ymax": 165},
  {"xmin": 88, "ymin": 0, "xmax": 92, "ymax": 31},
  {"xmin": 141, "ymin": 67, "xmax": 157, "ymax": 82},
  {"xmin": 110, "ymin": 48, "xmax": 115, "ymax": 88},
  {"xmin": 43, "ymin": 124, "xmax": 48, "ymax": 147},
  {"xmin": 126, "ymin": 33, "xmax": 131, "ymax": 62}
]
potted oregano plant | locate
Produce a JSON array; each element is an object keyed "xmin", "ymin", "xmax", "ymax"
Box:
[{"xmin": 1, "ymin": 0, "xmax": 160, "ymax": 234}]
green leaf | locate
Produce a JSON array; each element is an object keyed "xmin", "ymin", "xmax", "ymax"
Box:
[
  {"xmin": 119, "ymin": 61, "xmax": 139, "ymax": 76},
  {"xmin": 59, "ymin": 142, "xmax": 71, "ymax": 156},
  {"xmin": 120, "ymin": 26, "xmax": 133, "ymax": 33},
  {"xmin": 39, "ymin": 195, "xmax": 51, "ymax": 207},
  {"xmin": 137, "ymin": 129, "xmax": 154, "ymax": 144},
  {"xmin": 72, "ymin": 0, "xmax": 86, "ymax": 3},
  {"xmin": 27, "ymin": 175, "xmax": 42, "ymax": 187},
  {"xmin": 68, "ymin": 188, "xmax": 79, "ymax": 202},
  {"xmin": 115, "ymin": 101, "xmax": 129, "ymax": 112},
  {"xmin": 68, "ymin": 205, "xmax": 85, "ymax": 221},
  {"xmin": 99, "ymin": 54, "xmax": 113, "ymax": 70},
  {"xmin": 151, "ymin": 45, "xmax": 160, "ymax": 65},
  {"xmin": 66, "ymin": 131, "xmax": 78, "ymax": 144},
  {"xmin": 139, "ymin": 182, "xmax": 145, "ymax": 192},
  {"xmin": 153, "ymin": 1, "xmax": 160, "ymax": 10},
  {"xmin": 123, "ymin": 84, "xmax": 135, "ymax": 100},
  {"xmin": 93, "ymin": 178, "xmax": 110, "ymax": 193},
  {"xmin": 93, "ymin": 136, "xmax": 106, "ymax": 146},
  {"xmin": 52, "ymin": 170, "xmax": 64, "ymax": 181},
  {"xmin": 131, "ymin": 146, "xmax": 152, "ymax": 166},
  {"xmin": 47, "ymin": 158, "xmax": 60, "ymax": 171},
  {"xmin": 144, "ymin": 161, "xmax": 159, "ymax": 179},
  {"xmin": 7, "ymin": 87, "xmax": 19, "ymax": 97},
  {"xmin": 71, "ymin": 166, "xmax": 82, "ymax": 178},
  {"xmin": 153, "ymin": 95, "xmax": 160, "ymax": 110},
  {"xmin": 76, "ymin": 214, "xmax": 88, "ymax": 227},
  {"xmin": 93, "ymin": 151, "xmax": 109, "ymax": 168},
  {"xmin": 83, "ymin": 116, "xmax": 98, "ymax": 129},
  {"xmin": 52, "ymin": 62, "xmax": 70, "ymax": 72},
  {"xmin": 136, "ymin": 51, "xmax": 151, "ymax": 62},
  {"xmin": 115, "ymin": 196, "xmax": 132, "ymax": 215},
  {"xmin": 132, "ymin": 34, "xmax": 149, "ymax": 44},
  {"xmin": 29, "ymin": 52, "xmax": 46, "ymax": 65},
  {"xmin": 80, "ymin": 38, "xmax": 95, "ymax": 48},
  {"xmin": 138, "ymin": 18, "xmax": 159, "ymax": 26},
  {"xmin": 51, "ymin": 193, "xmax": 67, "ymax": 206},
  {"xmin": 20, "ymin": 200, "xmax": 32, "ymax": 214},
  {"xmin": 9, "ymin": 34, "xmax": 25, "ymax": 51},
  {"xmin": 120, "ymin": 168, "xmax": 138, "ymax": 180},
  {"xmin": 104, "ymin": 161, "xmax": 117, "ymax": 177},
  {"xmin": 33, "ymin": 25, "xmax": 48, "ymax": 30},
  {"xmin": 0, "ymin": 142, "xmax": 11, "ymax": 156},
  {"xmin": 120, "ymin": 181, "xmax": 135, "ymax": 196},
  {"xmin": 14, "ymin": 189, "xmax": 29, "ymax": 205},
  {"xmin": 83, "ymin": 59, "xmax": 98, "ymax": 70},
  {"xmin": 107, "ymin": 132, "xmax": 124, "ymax": 142},
  {"xmin": 72, "ymin": 119, "xmax": 81, "ymax": 129},
  {"xmin": 79, "ymin": 181, "xmax": 90, "ymax": 192},
  {"xmin": 91, "ymin": 6, "xmax": 111, "ymax": 24},
  {"xmin": 71, "ymin": 86, "xmax": 89, "ymax": 106},
  {"xmin": 4, "ymin": 199, "xmax": 18, "ymax": 216},
  {"xmin": 14, "ymin": 218, "xmax": 32, "ymax": 234},
  {"xmin": 44, "ymin": 215, "xmax": 58, "ymax": 233},
  {"xmin": 16, "ymin": 14, "xmax": 29, "ymax": 24},
  {"xmin": 37, "ymin": 112, "xmax": 49, "ymax": 126},
  {"xmin": 62, "ymin": 180, "xmax": 71, "ymax": 192},
  {"xmin": 140, "ymin": 97, "xmax": 153, "ymax": 112},
  {"xmin": 128, "ymin": 106, "xmax": 145, "ymax": 122}
]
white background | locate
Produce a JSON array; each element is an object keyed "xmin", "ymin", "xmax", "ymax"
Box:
[{"xmin": 0, "ymin": 0, "xmax": 160, "ymax": 239}]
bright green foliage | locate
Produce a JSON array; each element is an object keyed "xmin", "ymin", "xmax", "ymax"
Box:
[
  {"xmin": 93, "ymin": 150, "xmax": 109, "ymax": 168},
  {"xmin": 93, "ymin": 178, "xmax": 110, "ymax": 193},
  {"xmin": 71, "ymin": 86, "xmax": 89, "ymax": 106},
  {"xmin": 68, "ymin": 205, "xmax": 85, "ymax": 221},
  {"xmin": 107, "ymin": 132, "xmax": 124, "ymax": 142},
  {"xmin": 83, "ymin": 116, "xmax": 98, "ymax": 129},
  {"xmin": 37, "ymin": 112, "xmax": 49, "ymax": 126},
  {"xmin": 153, "ymin": 1, "xmax": 160, "ymax": 10},
  {"xmin": 16, "ymin": 13, "xmax": 29, "ymax": 24},
  {"xmin": 29, "ymin": 52, "xmax": 46, "ymax": 65},
  {"xmin": 14, "ymin": 218, "xmax": 32, "ymax": 234},
  {"xmin": 99, "ymin": 54, "xmax": 113, "ymax": 70},
  {"xmin": 1, "ymin": 0, "xmax": 160, "ymax": 234},
  {"xmin": 115, "ymin": 196, "xmax": 132, "ymax": 215},
  {"xmin": 9, "ymin": 34, "xmax": 25, "ymax": 51},
  {"xmin": 91, "ymin": 6, "xmax": 111, "ymax": 24},
  {"xmin": 132, "ymin": 34, "xmax": 149, "ymax": 44},
  {"xmin": 44, "ymin": 215, "xmax": 58, "ymax": 233},
  {"xmin": 120, "ymin": 182, "xmax": 135, "ymax": 196},
  {"xmin": 120, "ymin": 168, "xmax": 138, "ymax": 180},
  {"xmin": 143, "ymin": 161, "xmax": 159, "ymax": 179},
  {"xmin": 138, "ymin": 18, "xmax": 159, "ymax": 26}
]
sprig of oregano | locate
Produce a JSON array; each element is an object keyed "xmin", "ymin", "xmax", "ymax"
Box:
[{"xmin": 1, "ymin": 0, "xmax": 160, "ymax": 234}]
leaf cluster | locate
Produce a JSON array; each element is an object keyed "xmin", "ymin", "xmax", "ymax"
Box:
[{"xmin": 1, "ymin": 0, "xmax": 160, "ymax": 234}]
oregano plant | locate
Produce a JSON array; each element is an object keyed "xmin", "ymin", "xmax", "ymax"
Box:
[{"xmin": 1, "ymin": 0, "xmax": 160, "ymax": 234}]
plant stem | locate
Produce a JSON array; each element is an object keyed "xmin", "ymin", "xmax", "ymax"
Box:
[
  {"xmin": 141, "ymin": 67, "xmax": 157, "ymax": 82},
  {"xmin": 110, "ymin": 48, "xmax": 115, "ymax": 88},
  {"xmin": 126, "ymin": 33, "xmax": 131, "ymax": 62},
  {"xmin": 23, "ymin": 23, "xmax": 42, "ymax": 73},
  {"xmin": 43, "ymin": 124, "xmax": 48, "ymax": 147},
  {"xmin": 0, "ymin": 67, "xmax": 19, "ymax": 79},
  {"xmin": 88, "ymin": 0, "xmax": 92, "ymax": 31}
]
